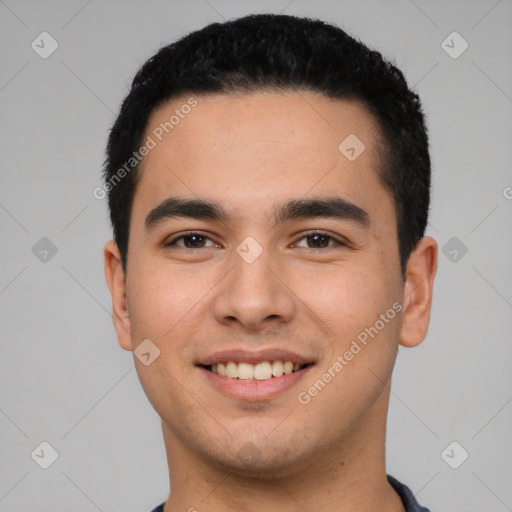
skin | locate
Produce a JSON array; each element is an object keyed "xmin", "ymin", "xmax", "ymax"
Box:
[{"xmin": 104, "ymin": 91, "xmax": 437, "ymax": 512}]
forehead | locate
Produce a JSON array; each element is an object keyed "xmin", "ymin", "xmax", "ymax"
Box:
[
  {"xmin": 144, "ymin": 91, "xmax": 379, "ymax": 162},
  {"xmin": 134, "ymin": 91, "xmax": 392, "ymax": 226}
]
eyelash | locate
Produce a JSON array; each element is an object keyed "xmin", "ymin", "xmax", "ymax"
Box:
[{"xmin": 164, "ymin": 231, "xmax": 348, "ymax": 250}]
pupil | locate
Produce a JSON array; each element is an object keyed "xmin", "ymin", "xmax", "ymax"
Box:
[
  {"xmin": 186, "ymin": 235, "xmax": 204, "ymax": 248},
  {"xmin": 310, "ymin": 234, "xmax": 327, "ymax": 248}
]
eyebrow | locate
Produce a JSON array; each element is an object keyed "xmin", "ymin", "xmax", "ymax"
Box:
[{"xmin": 144, "ymin": 196, "xmax": 370, "ymax": 230}]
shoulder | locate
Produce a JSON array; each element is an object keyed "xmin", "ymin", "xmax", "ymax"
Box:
[{"xmin": 387, "ymin": 474, "xmax": 431, "ymax": 512}]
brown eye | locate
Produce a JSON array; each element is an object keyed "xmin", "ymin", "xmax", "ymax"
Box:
[
  {"xmin": 293, "ymin": 231, "xmax": 345, "ymax": 249},
  {"xmin": 306, "ymin": 234, "xmax": 331, "ymax": 248},
  {"xmin": 165, "ymin": 233, "xmax": 216, "ymax": 249}
]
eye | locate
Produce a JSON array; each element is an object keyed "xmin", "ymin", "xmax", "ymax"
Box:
[
  {"xmin": 163, "ymin": 231, "xmax": 348, "ymax": 251},
  {"xmin": 292, "ymin": 231, "xmax": 347, "ymax": 249},
  {"xmin": 164, "ymin": 232, "xmax": 218, "ymax": 249}
]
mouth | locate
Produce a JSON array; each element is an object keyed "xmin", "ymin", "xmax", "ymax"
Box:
[
  {"xmin": 202, "ymin": 360, "xmax": 313, "ymax": 381},
  {"xmin": 196, "ymin": 349, "xmax": 316, "ymax": 400}
]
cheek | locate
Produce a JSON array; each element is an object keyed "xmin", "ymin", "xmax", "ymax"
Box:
[
  {"xmin": 293, "ymin": 267, "xmax": 401, "ymax": 414},
  {"xmin": 126, "ymin": 259, "xmax": 221, "ymax": 347},
  {"xmin": 293, "ymin": 262, "xmax": 396, "ymax": 339}
]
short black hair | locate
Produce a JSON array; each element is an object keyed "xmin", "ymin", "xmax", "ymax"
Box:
[{"xmin": 103, "ymin": 13, "xmax": 430, "ymax": 275}]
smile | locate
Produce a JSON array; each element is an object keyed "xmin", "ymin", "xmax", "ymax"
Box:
[
  {"xmin": 206, "ymin": 360, "xmax": 310, "ymax": 381},
  {"xmin": 197, "ymin": 348, "xmax": 315, "ymax": 400}
]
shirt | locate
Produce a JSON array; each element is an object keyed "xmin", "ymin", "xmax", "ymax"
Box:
[{"xmin": 149, "ymin": 474, "xmax": 430, "ymax": 511}]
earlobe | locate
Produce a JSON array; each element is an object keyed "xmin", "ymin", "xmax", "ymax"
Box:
[
  {"xmin": 399, "ymin": 237, "xmax": 438, "ymax": 348},
  {"xmin": 104, "ymin": 240, "xmax": 133, "ymax": 351}
]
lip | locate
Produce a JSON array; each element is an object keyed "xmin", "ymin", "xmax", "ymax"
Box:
[
  {"xmin": 197, "ymin": 348, "xmax": 313, "ymax": 366},
  {"xmin": 199, "ymin": 364, "xmax": 314, "ymax": 401}
]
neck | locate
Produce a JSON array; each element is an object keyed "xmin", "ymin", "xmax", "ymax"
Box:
[{"xmin": 161, "ymin": 388, "xmax": 404, "ymax": 512}]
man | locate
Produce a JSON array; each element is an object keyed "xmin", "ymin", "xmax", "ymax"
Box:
[{"xmin": 103, "ymin": 13, "xmax": 437, "ymax": 512}]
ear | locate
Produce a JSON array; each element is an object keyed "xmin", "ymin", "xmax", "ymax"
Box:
[
  {"xmin": 104, "ymin": 240, "xmax": 132, "ymax": 351},
  {"xmin": 399, "ymin": 236, "xmax": 438, "ymax": 348}
]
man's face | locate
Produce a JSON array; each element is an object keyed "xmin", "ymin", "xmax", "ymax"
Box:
[{"xmin": 118, "ymin": 92, "xmax": 408, "ymax": 475}]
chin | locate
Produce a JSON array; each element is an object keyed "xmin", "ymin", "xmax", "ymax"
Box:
[{"xmin": 207, "ymin": 441, "xmax": 315, "ymax": 480}]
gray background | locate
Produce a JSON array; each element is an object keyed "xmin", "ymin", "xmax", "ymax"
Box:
[{"xmin": 1, "ymin": 0, "xmax": 511, "ymax": 510}]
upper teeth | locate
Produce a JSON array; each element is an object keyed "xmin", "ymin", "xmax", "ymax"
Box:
[{"xmin": 211, "ymin": 361, "xmax": 303, "ymax": 380}]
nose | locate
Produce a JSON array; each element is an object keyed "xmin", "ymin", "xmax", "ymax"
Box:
[{"xmin": 211, "ymin": 244, "xmax": 296, "ymax": 331}]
